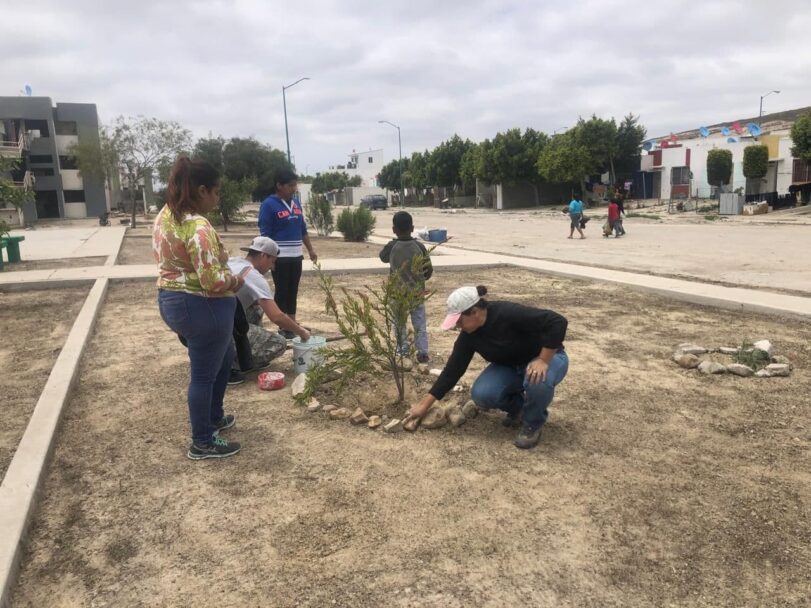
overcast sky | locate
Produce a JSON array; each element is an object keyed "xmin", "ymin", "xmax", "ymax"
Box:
[{"xmin": 2, "ymin": 0, "xmax": 810, "ymax": 173}]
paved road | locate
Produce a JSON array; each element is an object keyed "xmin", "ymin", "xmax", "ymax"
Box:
[{"xmin": 370, "ymin": 207, "xmax": 811, "ymax": 294}]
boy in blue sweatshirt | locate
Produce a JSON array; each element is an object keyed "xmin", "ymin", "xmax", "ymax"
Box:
[{"xmin": 379, "ymin": 211, "xmax": 433, "ymax": 363}]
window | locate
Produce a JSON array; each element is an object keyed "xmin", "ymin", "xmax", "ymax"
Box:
[
  {"xmin": 55, "ymin": 121, "xmax": 78, "ymax": 135},
  {"xmin": 368, "ymin": 156, "xmax": 374, "ymax": 163},
  {"xmin": 63, "ymin": 190, "xmax": 85, "ymax": 203},
  {"xmin": 25, "ymin": 119, "xmax": 49, "ymax": 138},
  {"xmin": 32, "ymin": 167, "xmax": 54, "ymax": 177},
  {"xmin": 671, "ymin": 166, "xmax": 690, "ymax": 185},
  {"xmin": 59, "ymin": 155, "xmax": 78, "ymax": 169},
  {"xmin": 29, "ymin": 155, "xmax": 54, "ymax": 164}
]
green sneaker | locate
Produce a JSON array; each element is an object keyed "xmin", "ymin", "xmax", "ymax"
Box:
[
  {"xmin": 187, "ymin": 435, "xmax": 241, "ymax": 460},
  {"xmin": 213, "ymin": 414, "xmax": 235, "ymax": 432}
]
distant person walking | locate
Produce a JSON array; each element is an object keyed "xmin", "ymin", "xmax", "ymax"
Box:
[
  {"xmin": 258, "ymin": 169, "xmax": 318, "ymax": 338},
  {"xmin": 567, "ymin": 195, "xmax": 586, "ymax": 239},
  {"xmin": 607, "ymin": 199, "xmax": 623, "ymax": 237},
  {"xmin": 154, "ymin": 157, "xmax": 247, "ymax": 460}
]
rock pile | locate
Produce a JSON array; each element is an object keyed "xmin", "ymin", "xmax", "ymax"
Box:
[{"xmin": 671, "ymin": 340, "xmax": 793, "ymax": 378}]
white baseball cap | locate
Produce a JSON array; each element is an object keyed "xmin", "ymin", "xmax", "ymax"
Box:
[
  {"xmin": 240, "ymin": 236, "xmax": 280, "ymax": 257},
  {"xmin": 441, "ymin": 286, "xmax": 481, "ymax": 330}
]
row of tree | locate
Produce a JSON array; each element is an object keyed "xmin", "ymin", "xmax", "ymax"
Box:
[{"xmin": 376, "ymin": 115, "xmax": 647, "ymax": 194}]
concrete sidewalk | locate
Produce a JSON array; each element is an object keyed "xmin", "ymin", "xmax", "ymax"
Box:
[
  {"xmin": 3, "ymin": 250, "xmax": 811, "ymax": 319},
  {"xmin": 11, "ymin": 226, "xmax": 126, "ymax": 261}
]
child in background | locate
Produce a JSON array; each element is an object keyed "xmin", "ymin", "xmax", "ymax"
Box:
[
  {"xmin": 608, "ymin": 199, "xmax": 622, "ymax": 237},
  {"xmin": 379, "ymin": 211, "xmax": 434, "ymax": 363}
]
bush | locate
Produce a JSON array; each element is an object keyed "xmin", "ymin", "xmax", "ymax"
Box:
[
  {"xmin": 743, "ymin": 145, "xmax": 769, "ymax": 179},
  {"xmin": 336, "ymin": 206, "xmax": 376, "ymax": 242},
  {"xmin": 706, "ymin": 149, "xmax": 733, "ymax": 188},
  {"xmin": 305, "ymin": 193, "xmax": 334, "ymax": 237},
  {"xmin": 790, "ymin": 110, "xmax": 811, "ymax": 162}
]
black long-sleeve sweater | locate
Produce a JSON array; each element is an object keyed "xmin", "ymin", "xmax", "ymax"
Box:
[{"xmin": 429, "ymin": 301, "xmax": 568, "ymax": 400}]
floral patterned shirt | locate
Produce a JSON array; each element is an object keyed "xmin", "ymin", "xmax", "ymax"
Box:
[{"xmin": 152, "ymin": 206, "xmax": 237, "ymax": 296}]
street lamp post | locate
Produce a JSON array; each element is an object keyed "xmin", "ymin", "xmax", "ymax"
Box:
[
  {"xmin": 282, "ymin": 77, "xmax": 310, "ymax": 165},
  {"xmin": 379, "ymin": 120, "xmax": 403, "ymax": 208},
  {"xmin": 759, "ymin": 90, "xmax": 780, "ymax": 126}
]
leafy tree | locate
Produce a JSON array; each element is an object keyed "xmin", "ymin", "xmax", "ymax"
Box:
[
  {"xmin": 537, "ymin": 133, "xmax": 592, "ymax": 187},
  {"xmin": 613, "ymin": 114, "xmax": 647, "ymax": 176},
  {"xmin": 404, "ymin": 151, "xmax": 431, "ymax": 192},
  {"xmin": 193, "ymin": 135, "xmax": 226, "ymax": 172},
  {"xmin": 743, "ymin": 144, "xmax": 769, "ymax": 195},
  {"xmin": 0, "ymin": 157, "xmax": 35, "ymax": 212},
  {"xmin": 213, "ymin": 176, "xmax": 257, "ymax": 232},
  {"xmin": 311, "ymin": 171, "xmax": 361, "ymax": 194},
  {"xmin": 706, "ymin": 149, "xmax": 733, "ymax": 191},
  {"xmin": 222, "ymin": 137, "xmax": 291, "ymax": 200},
  {"xmin": 478, "ymin": 128, "xmax": 548, "ymax": 186},
  {"xmin": 790, "ymin": 111, "xmax": 811, "ymax": 162},
  {"xmin": 459, "ymin": 143, "xmax": 481, "ymax": 192},
  {"xmin": 430, "ymin": 134, "xmax": 473, "ymax": 189},
  {"xmin": 378, "ymin": 157, "xmax": 410, "ymax": 191},
  {"xmin": 107, "ymin": 116, "xmax": 193, "ymax": 227}
]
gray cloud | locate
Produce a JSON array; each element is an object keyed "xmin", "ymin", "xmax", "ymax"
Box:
[{"xmin": 2, "ymin": 0, "xmax": 809, "ymax": 172}]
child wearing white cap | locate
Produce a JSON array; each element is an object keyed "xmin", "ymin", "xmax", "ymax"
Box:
[{"xmin": 406, "ymin": 285, "xmax": 569, "ymax": 449}]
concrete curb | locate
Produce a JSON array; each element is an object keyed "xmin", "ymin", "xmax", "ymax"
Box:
[
  {"xmin": 0, "ymin": 278, "xmax": 109, "ymax": 607},
  {"xmin": 105, "ymin": 227, "xmax": 127, "ymax": 267}
]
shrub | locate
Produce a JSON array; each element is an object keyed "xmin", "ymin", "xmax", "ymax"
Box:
[
  {"xmin": 706, "ymin": 149, "xmax": 733, "ymax": 188},
  {"xmin": 336, "ymin": 206, "xmax": 376, "ymax": 242},
  {"xmin": 305, "ymin": 193, "xmax": 334, "ymax": 237},
  {"xmin": 0, "ymin": 219, "xmax": 10, "ymax": 238},
  {"xmin": 790, "ymin": 110, "xmax": 811, "ymax": 162},
  {"xmin": 743, "ymin": 145, "xmax": 769, "ymax": 180}
]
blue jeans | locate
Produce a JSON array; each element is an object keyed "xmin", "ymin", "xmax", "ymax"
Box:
[
  {"xmin": 470, "ymin": 350, "xmax": 569, "ymax": 428},
  {"xmin": 396, "ymin": 303, "xmax": 429, "ymax": 357},
  {"xmin": 158, "ymin": 290, "xmax": 236, "ymax": 445}
]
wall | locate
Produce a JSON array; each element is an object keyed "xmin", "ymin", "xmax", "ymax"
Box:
[
  {"xmin": 343, "ymin": 186, "xmax": 387, "ymax": 206},
  {"xmin": 55, "ymin": 103, "xmax": 106, "ymax": 217},
  {"xmin": 63, "ymin": 202, "xmax": 87, "ymax": 218}
]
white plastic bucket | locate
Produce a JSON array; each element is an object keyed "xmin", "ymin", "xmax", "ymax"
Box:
[{"xmin": 292, "ymin": 336, "xmax": 326, "ymax": 373}]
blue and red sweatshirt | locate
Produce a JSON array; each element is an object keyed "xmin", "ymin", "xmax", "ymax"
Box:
[{"xmin": 258, "ymin": 195, "xmax": 308, "ymax": 258}]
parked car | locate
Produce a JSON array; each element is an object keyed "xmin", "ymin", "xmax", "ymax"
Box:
[{"xmin": 360, "ymin": 195, "xmax": 388, "ymax": 210}]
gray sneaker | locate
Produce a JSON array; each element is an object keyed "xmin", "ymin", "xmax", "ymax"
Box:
[
  {"xmin": 514, "ymin": 423, "xmax": 542, "ymax": 449},
  {"xmin": 187, "ymin": 435, "xmax": 241, "ymax": 460}
]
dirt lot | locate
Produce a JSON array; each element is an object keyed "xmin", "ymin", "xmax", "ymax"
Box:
[
  {"xmin": 1, "ymin": 256, "xmax": 107, "ymax": 273},
  {"xmin": 0, "ymin": 286, "xmax": 89, "ymax": 481},
  {"xmin": 117, "ymin": 235, "xmax": 383, "ymax": 265},
  {"xmin": 11, "ymin": 270, "xmax": 811, "ymax": 607}
]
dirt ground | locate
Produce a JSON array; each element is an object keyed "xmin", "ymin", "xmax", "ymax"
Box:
[
  {"xmin": 1, "ymin": 256, "xmax": 108, "ymax": 273},
  {"xmin": 0, "ymin": 286, "xmax": 89, "ymax": 481},
  {"xmin": 117, "ymin": 235, "xmax": 383, "ymax": 265},
  {"xmin": 11, "ymin": 270, "xmax": 811, "ymax": 607}
]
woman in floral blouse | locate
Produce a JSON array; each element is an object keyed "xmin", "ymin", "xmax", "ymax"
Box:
[{"xmin": 153, "ymin": 157, "xmax": 249, "ymax": 460}]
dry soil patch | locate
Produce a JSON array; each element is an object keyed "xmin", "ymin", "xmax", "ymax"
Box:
[
  {"xmin": 2, "ymin": 256, "xmax": 107, "ymax": 273},
  {"xmin": 11, "ymin": 271, "xmax": 811, "ymax": 607},
  {"xmin": 118, "ymin": 235, "xmax": 382, "ymax": 265},
  {"xmin": 0, "ymin": 286, "xmax": 89, "ymax": 481}
]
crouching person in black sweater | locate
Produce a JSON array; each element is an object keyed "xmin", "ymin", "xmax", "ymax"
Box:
[{"xmin": 404, "ymin": 285, "xmax": 569, "ymax": 449}]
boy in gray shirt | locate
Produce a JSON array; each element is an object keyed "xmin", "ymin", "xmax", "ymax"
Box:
[{"xmin": 379, "ymin": 211, "xmax": 433, "ymax": 363}]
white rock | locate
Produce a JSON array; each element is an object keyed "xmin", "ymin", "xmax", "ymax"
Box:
[
  {"xmin": 677, "ymin": 343, "xmax": 707, "ymax": 355},
  {"xmin": 452, "ymin": 384, "xmax": 465, "ymax": 393},
  {"xmin": 698, "ymin": 361, "xmax": 726, "ymax": 375},
  {"xmin": 306, "ymin": 398, "xmax": 322, "ymax": 412},
  {"xmin": 322, "ymin": 404, "xmax": 337, "ymax": 412},
  {"xmin": 755, "ymin": 369, "xmax": 771, "ymax": 378},
  {"xmin": 771, "ymin": 355, "xmax": 792, "ymax": 368},
  {"xmin": 429, "ymin": 368, "xmax": 443, "ymax": 377},
  {"xmin": 753, "ymin": 340, "xmax": 773, "ymax": 357},
  {"xmin": 719, "ymin": 347, "xmax": 738, "ymax": 355},
  {"xmin": 416, "ymin": 364, "xmax": 430, "ymax": 375},
  {"xmin": 383, "ymin": 418, "xmax": 403, "ymax": 433},
  {"xmin": 350, "ymin": 407, "xmax": 369, "ymax": 425},
  {"xmin": 329, "ymin": 407, "xmax": 351, "ymax": 420},
  {"xmin": 726, "ymin": 364, "xmax": 754, "ymax": 377},
  {"xmin": 421, "ymin": 407, "xmax": 447, "ymax": 429},
  {"xmin": 461, "ymin": 400, "xmax": 479, "ymax": 418},
  {"xmin": 447, "ymin": 407, "xmax": 466, "ymax": 428},
  {"xmin": 291, "ymin": 373, "xmax": 308, "ymax": 397},
  {"xmin": 764, "ymin": 363, "xmax": 790, "ymax": 377},
  {"xmin": 367, "ymin": 415, "xmax": 383, "ymax": 429},
  {"xmin": 673, "ymin": 353, "xmax": 701, "ymax": 369}
]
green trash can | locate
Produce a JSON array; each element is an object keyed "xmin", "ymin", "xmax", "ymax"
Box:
[{"xmin": 3, "ymin": 236, "xmax": 24, "ymax": 263}]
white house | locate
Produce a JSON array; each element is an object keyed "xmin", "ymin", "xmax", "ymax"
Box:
[
  {"xmin": 639, "ymin": 107, "xmax": 808, "ymax": 201},
  {"xmin": 328, "ymin": 148, "xmax": 385, "ymax": 187}
]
